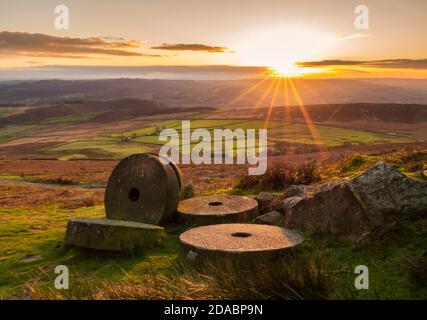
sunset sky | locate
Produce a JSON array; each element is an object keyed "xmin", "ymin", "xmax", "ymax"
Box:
[{"xmin": 0, "ymin": 0, "xmax": 426, "ymax": 79}]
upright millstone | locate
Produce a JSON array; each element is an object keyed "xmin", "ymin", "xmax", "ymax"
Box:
[
  {"xmin": 176, "ymin": 195, "xmax": 259, "ymax": 226},
  {"xmin": 105, "ymin": 153, "xmax": 183, "ymax": 225}
]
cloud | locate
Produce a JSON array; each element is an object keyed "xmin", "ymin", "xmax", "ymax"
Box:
[
  {"xmin": 150, "ymin": 43, "xmax": 230, "ymax": 53},
  {"xmin": 297, "ymin": 59, "xmax": 427, "ymax": 69},
  {"xmin": 336, "ymin": 33, "xmax": 371, "ymax": 40},
  {"xmin": 0, "ymin": 31, "xmax": 162, "ymax": 58},
  {"xmin": 0, "ymin": 65, "xmax": 267, "ymax": 80}
]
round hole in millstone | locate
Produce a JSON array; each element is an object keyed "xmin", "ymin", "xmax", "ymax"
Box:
[
  {"xmin": 231, "ymin": 232, "xmax": 252, "ymax": 238},
  {"xmin": 177, "ymin": 195, "xmax": 259, "ymax": 226},
  {"xmin": 105, "ymin": 153, "xmax": 182, "ymax": 225},
  {"xmin": 179, "ymin": 224, "xmax": 304, "ymax": 261},
  {"xmin": 209, "ymin": 201, "xmax": 223, "ymax": 206},
  {"xmin": 128, "ymin": 187, "xmax": 140, "ymax": 202}
]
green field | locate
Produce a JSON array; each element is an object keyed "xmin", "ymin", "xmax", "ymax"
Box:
[
  {"xmin": 0, "ymin": 125, "xmax": 42, "ymax": 144},
  {"xmin": 42, "ymin": 119, "xmax": 416, "ymax": 159},
  {"xmin": 0, "ymin": 113, "xmax": 104, "ymax": 145},
  {"xmin": 41, "ymin": 112, "xmax": 103, "ymax": 125},
  {"xmin": 106, "ymin": 119, "xmax": 416, "ymax": 147},
  {"xmin": 42, "ymin": 138, "xmax": 155, "ymax": 158}
]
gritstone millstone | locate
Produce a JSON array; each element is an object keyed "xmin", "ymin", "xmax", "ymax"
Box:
[
  {"xmin": 176, "ymin": 195, "xmax": 259, "ymax": 226},
  {"xmin": 105, "ymin": 153, "xmax": 183, "ymax": 225},
  {"xmin": 179, "ymin": 223, "xmax": 304, "ymax": 262},
  {"xmin": 65, "ymin": 218, "xmax": 165, "ymax": 252}
]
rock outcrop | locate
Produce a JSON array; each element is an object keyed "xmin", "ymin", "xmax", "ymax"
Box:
[
  {"xmin": 253, "ymin": 210, "xmax": 284, "ymax": 226},
  {"xmin": 255, "ymin": 192, "xmax": 283, "ymax": 214},
  {"xmin": 281, "ymin": 162, "xmax": 427, "ymax": 240},
  {"xmin": 283, "ymin": 182, "xmax": 369, "ymax": 239},
  {"xmin": 350, "ymin": 162, "xmax": 427, "ymax": 218}
]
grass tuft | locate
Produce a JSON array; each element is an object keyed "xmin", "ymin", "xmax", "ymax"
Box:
[
  {"xmin": 339, "ymin": 155, "xmax": 369, "ymax": 173},
  {"xmin": 236, "ymin": 161, "xmax": 321, "ymax": 191},
  {"xmin": 29, "ymin": 254, "xmax": 332, "ymax": 300},
  {"xmin": 408, "ymin": 253, "xmax": 427, "ymax": 289}
]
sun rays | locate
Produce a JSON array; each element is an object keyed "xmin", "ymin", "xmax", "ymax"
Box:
[
  {"xmin": 228, "ymin": 78, "xmax": 269, "ymax": 106},
  {"xmin": 263, "ymin": 78, "xmax": 281, "ymax": 128},
  {"xmin": 286, "ymin": 77, "xmax": 329, "ymax": 158},
  {"xmin": 228, "ymin": 74, "xmax": 330, "ymax": 159}
]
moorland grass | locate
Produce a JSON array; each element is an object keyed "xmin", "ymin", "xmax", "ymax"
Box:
[
  {"xmin": 1, "ymin": 149, "xmax": 426, "ymax": 299},
  {"xmin": 236, "ymin": 161, "xmax": 321, "ymax": 191},
  {"xmin": 1, "ymin": 199, "xmax": 426, "ymax": 299}
]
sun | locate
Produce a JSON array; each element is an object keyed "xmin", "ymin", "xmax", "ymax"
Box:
[
  {"xmin": 267, "ymin": 64, "xmax": 324, "ymax": 77},
  {"xmin": 233, "ymin": 26, "xmax": 336, "ymax": 77}
]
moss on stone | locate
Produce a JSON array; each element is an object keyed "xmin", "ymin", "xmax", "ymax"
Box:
[{"xmin": 65, "ymin": 218, "xmax": 165, "ymax": 253}]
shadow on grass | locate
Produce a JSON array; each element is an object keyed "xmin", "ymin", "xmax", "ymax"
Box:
[{"xmin": 1, "ymin": 229, "xmax": 182, "ymax": 299}]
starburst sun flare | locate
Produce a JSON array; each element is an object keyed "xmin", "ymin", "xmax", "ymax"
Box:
[{"xmin": 234, "ymin": 26, "xmax": 337, "ymax": 77}]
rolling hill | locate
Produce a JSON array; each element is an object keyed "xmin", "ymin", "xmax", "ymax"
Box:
[{"xmin": 1, "ymin": 78, "xmax": 427, "ymax": 107}]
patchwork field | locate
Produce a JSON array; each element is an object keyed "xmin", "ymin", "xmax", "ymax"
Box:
[
  {"xmin": 0, "ymin": 101, "xmax": 425, "ymax": 161},
  {"xmin": 36, "ymin": 119, "xmax": 416, "ymax": 159}
]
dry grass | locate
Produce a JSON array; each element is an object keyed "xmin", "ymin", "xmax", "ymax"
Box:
[
  {"xmin": 29, "ymin": 255, "xmax": 332, "ymax": 300},
  {"xmin": 0, "ymin": 159, "xmax": 116, "ymax": 184},
  {"xmin": 236, "ymin": 161, "xmax": 321, "ymax": 191},
  {"xmin": 386, "ymin": 147, "xmax": 426, "ymax": 172},
  {"xmin": 0, "ymin": 184, "xmax": 103, "ymax": 208},
  {"xmin": 198, "ymin": 255, "xmax": 331, "ymax": 300}
]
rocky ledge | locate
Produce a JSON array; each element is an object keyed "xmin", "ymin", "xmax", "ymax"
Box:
[{"xmin": 254, "ymin": 162, "xmax": 427, "ymax": 240}]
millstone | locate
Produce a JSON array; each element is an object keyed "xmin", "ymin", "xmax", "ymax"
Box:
[
  {"xmin": 176, "ymin": 195, "xmax": 259, "ymax": 226},
  {"xmin": 105, "ymin": 153, "xmax": 183, "ymax": 225},
  {"xmin": 65, "ymin": 218, "xmax": 164, "ymax": 252},
  {"xmin": 163, "ymin": 155, "xmax": 185, "ymax": 200},
  {"xmin": 180, "ymin": 223, "xmax": 304, "ymax": 262}
]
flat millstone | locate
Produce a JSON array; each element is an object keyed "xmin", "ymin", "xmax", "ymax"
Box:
[
  {"xmin": 177, "ymin": 195, "xmax": 259, "ymax": 226},
  {"xmin": 65, "ymin": 218, "xmax": 164, "ymax": 252},
  {"xmin": 105, "ymin": 153, "xmax": 182, "ymax": 225},
  {"xmin": 180, "ymin": 223, "xmax": 304, "ymax": 261}
]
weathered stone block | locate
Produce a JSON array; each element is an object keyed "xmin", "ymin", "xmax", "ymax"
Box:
[
  {"xmin": 284, "ymin": 182, "xmax": 369, "ymax": 239},
  {"xmin": 65, "ymin": 218, "xmax": 164, "ymax": 252},
  {"xmin": 255, "ymin": 191, "xmax": 283, "ymax": 214},
  {"xmin": 282, "ymin": 162, "xmax": 427, "ymax": 240},
  {"xmin": 253, "ymin": 210, "xmax": 284, "ymax": 226}
]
